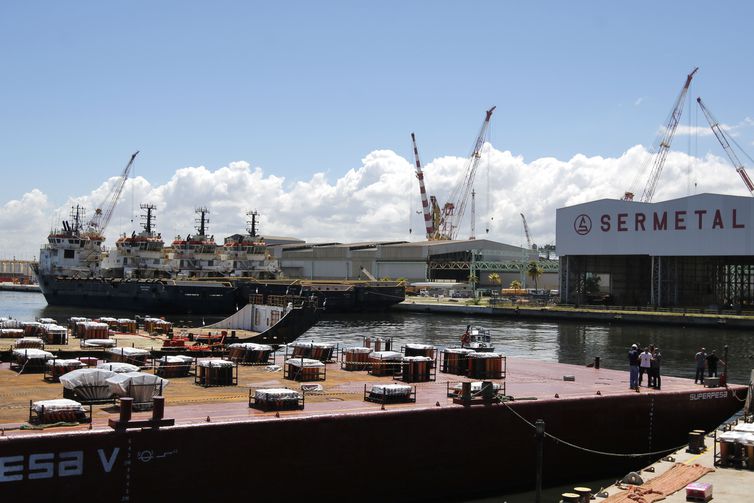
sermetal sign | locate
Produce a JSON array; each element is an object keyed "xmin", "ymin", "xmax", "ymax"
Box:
[{"xmin": 556, "ymin": 193, "xmax": 754, "ymax": 256}]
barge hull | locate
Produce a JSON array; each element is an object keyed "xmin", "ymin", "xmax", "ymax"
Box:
[{"xmin": 0, "ymin": 387, "xmax": 744, "ymax": 501}]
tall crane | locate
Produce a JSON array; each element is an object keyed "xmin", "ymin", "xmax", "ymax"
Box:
[
  {"xmin": 87, "ymin": 151, "xmax": 139, "ymax": 236},
  {"xmin": 439, "ymin": 105, "xmax": 496, "ymax": 240},
  {"xmin": 520, "ymin": 213, "xmax": 532, "ymax": 249},
  {"xmin": 697, "ymin": 97, "xmax": 754, "ymax": 195},
  {"xmin": 623, "ymin": 68, "xmax": 698, "ymax": 202},
  {"xmin": 411, "ymin": 133, "xmax": 440, "ymax": 239}
]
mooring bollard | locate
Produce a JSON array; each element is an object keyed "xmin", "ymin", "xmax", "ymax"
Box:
[{"xmin": 119, "ymin": 397, "xmax": 133, "ymax": 423}]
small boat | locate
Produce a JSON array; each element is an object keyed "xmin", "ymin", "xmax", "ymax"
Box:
[{"xmin": 460, "ymin": 325, "xmax": 495, "ymax": 352}]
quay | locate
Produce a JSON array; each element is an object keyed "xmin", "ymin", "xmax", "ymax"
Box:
[
  {"xmin": 395, "ymin": 297, "xmax": 754, "ymax": 329},
  {"xmin": 0, "ymin": 282, "xmax": 40, "ymax": 293},
  {"xmin": 581, "ymin": 415, "xmax": 754, "ymax": 502}
]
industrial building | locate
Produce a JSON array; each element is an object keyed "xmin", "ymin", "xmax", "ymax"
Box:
[
  {"xmin": 0, "ymin": 259, "xmax": 36, "ymax": 283},
  {"xmin": 273, "ymin": 239, "xmax": 558, "ymax": 290},
  {"xmin": 556, "ymin": 193, "xmax": 754, "ymax": 308}
]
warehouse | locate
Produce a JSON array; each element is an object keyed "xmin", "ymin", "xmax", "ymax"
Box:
[
  {"xmin": 273, "ymin": 239, "xmax": 556, "ymax": 289},
  {"xmin": 556, "ymin": 193, "xmax": 754, "ymax": 308}
]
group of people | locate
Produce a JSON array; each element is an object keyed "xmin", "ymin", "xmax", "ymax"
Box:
[
  {"xmin": 627, "ymin": 344, "xmax": 662, "ymax": 390},
  {"xmin": 694, "ymin": 347, "xmax": 724, "ymax": 384},
  {"xmin": 628, "ymin": 344, "xmax": 726, "ymax": 389}
]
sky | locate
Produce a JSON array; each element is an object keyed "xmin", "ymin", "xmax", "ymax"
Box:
[{"xmin": 2, "ymin": 1, "xmax": 754, "ymax": 259}]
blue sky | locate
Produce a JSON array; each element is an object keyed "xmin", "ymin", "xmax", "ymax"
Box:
[{"xmin": 2, "ymin": 1, "xmax": 754, "ymax": 258}]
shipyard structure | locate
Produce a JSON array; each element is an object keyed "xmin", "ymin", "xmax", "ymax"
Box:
[{"xmin": 557, "ymin": 193, "xmax": 754, "ymax": 308}]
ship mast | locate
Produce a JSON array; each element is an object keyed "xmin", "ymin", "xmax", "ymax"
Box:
[
  {"xmin": 140, "ymin": 204, "xmax": 157, "ymax": 235},
  {"xmin": 195, "ymin": 207, "xmax": 209, "ymax": 237},
  {"xmin": 246, "ymin": 210, "xmax": 260, "ymax": 238}
]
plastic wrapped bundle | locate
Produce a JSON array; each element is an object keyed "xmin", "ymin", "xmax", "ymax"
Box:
[
  {"xmin": 284, "ymin": 358, "xmax": 326, "ymax": 382},
  {"xmin": 0, "ymin": 318, "xmax": 22, "ymax": 329},
  {"xmin": 228, "ymin": 342, "xmax": 273, "ymax": 364},
  {"xmin": 82, "ymin": 338, "xmax": 117, "ymax": 348},
  {"xmin": 156, "ymin": 355, "xmax": 194, "ymax": 377},
  {"xmin": 98, "ymin": 317, "xmax": 119, "ymax": 328},
  {"xmin": 68, "ymin": 317, "xmax": 90, "ymax": 330},
  {"xmin": 366, "ymin": 383, "xmax": 414, "ymax": 404},
  {"xmin": 22, "ymin": 321, "xmax": 42, "ymax": 336},
  {"xmin": 251, "ymin": 388, "xmax": 303, "ymax": 411},
  {"xmin": 1, "ymin": 328, "xmax": 25, "ymax": 338},
  {"xmin": 45, "ymin": 358, "xmax": 85, "ymax": 382},
  {"xmin": 41, "ymin": 324, "xmax": 68, "ymax": 344},
  {"xmin": 38, "ymin": 317, "xmax": 57, "ymax": 325},
  {"xmin": 450, "ymin": 381, "xmax": 503, "ymax": 394},
  {"xmin": 401, "ymin": 356, "xmax": 433, "ymax": 383},
  {"xmin": 196, "ymin": 359, "xmax": 236, "ymax": 386},
  {"xmin": 60, "ymin": 368, "xmax": 117, "ymax": 403},
  {"xmin": 343, "ymin": 347, "xmax": 372, "ymax": 371},
  {"xmin": 107, "ymin": 372, "xmax": 168, "ymax": 408},
  {"xmin": 12, "ymin": 348, "xmax": 54, "ymax": 372},
  {"xmin": 107, "ymin": 347, "xmax": 150, "ymax": 366},
  {"xmin": 467, "ymin": 352, "xmax": 504, "ymax": 379},
  {"xmin": 97, "ymin": 362, "xmax": 140, "ymax": 373},
  {"xmin": 15, "ymin": 337, "xmax": 44, "ymax": 349},
  {"xmin": 30, "ymin": 399, "xmax": 87, "ymax": 424},
  {"xmin": 441, "ymin": 348, "xmax": 475, "ymax": 375},
  {"xmin": 310, "ymin": 342, "xmax": 336, "ymax": 362},
  {"xmin": 116, "ymin": 318, "xmax": 137, "ymax": 333},
  {"xmin": 144, "ymin": 318, "xmax": 172, "ymax": 334},
  {"xmin": 367, "ymin": 351, "xmax": 403, "ymax": 376},
  {"xmin": 404, "ymin": 343, "xmax": 436, "ymax": 359}
]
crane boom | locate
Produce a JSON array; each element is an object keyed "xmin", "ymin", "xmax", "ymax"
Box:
[
  {"xmin": 88, "ymin": 151, "xmax": 139, "ymax": 236},
  {"xmin": 520, "ymin": 213, "xmax": 532, "ymax": 249},
  {"xmin": 697, "ymin": 97, "xmax": 754, "ymax": 195},
  {"xmin": 624, "ymin": 68, "xmax": 698, "ymax": 202},
  {"xmin": 411, "ymin": 133, "xmax": 436, "ymax": 239},
  {"xmin": 442, "ymin": 106, "xmax": 495, "ymax": 240}
]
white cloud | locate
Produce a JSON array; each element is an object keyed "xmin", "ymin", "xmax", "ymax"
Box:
[
  {"xmin": 634, "ymin": 97, "xmax": 644, "ymax": 106},
  {"xmin": 1, "ymin": 145, "xmax": 748, "ymax": 259}
]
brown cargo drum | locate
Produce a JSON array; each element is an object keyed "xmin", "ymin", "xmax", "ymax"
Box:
[
  {"xmin": 441, "ymin": 348, "xmax": 475, "ymax": 375},
  {"xmin": 196, "ymin": 359, "xmax": 237, "ymax": 386},
  {"xmin": 228, "ymin": 343, "xmax": 273, "ymax": 364},
  {"xmin": 401, "ymin": 356, "xmax": 433, "ymax": 382},
  {"xmin": 467, "ymin": 352, "xmax": 504, "ymax": 379},
  {"xmin": 343, "ymin": 347, "xmax": 372, "ymax": 371},
  {"xmin": 367, "ymin": 351, "xmax": 403, "ymax": 376}
]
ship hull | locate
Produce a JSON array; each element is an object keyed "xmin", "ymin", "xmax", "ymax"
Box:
[
  {"xmin": 38, "ymin": 275, "xmax": 404, "ymax": 314},
  {"xmin": 0, "ymin": 386, "xmax": 744, "ymax": 501}
]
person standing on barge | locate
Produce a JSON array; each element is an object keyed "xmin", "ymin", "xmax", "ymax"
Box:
[
  {"xmin": 694, "ymin": 348, "xmax": 707, "ymax": 384},
  {"xmin": 628, "ymin": 344, "xmax": 640, "ymax": 390}
]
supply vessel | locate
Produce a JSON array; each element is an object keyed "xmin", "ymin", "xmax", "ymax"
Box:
[{"xmin": 34, "ymin": 205, "xmax": 405, "ymax": 314}]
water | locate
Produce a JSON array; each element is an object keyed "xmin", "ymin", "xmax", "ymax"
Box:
[{"xmin": 3, "ymin": 290, "xmax": 752, "ymax": 500}]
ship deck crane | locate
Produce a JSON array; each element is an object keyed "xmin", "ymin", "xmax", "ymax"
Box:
[
  {"xmin": 623, "ymin": 68, "xmax": 698, "ymax": 202},
  {"xmin": 88, "ymin": 151, "xmax": 139, "ymax": 236},
  {"xmin": 697, "ymin": 97, "xmax": 754, "ymax": 195}
]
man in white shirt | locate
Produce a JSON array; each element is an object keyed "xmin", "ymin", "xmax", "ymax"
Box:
[{"xmin": 638, "ymin": 347, "xmax": 652, "ymax": 387}]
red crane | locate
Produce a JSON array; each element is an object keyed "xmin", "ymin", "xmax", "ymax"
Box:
[
  {"xmin": 624, "ymin": 68, "xmax": 698, "ymax": 202},
  {"xmin": 411, "ymin": 133, "xmax": 440, "ymax": 239},
  {"xmin": 697, "ymin": 97, "xmax": 754, "ymax": 195}
]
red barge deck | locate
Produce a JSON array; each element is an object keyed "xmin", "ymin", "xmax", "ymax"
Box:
[{"xmin": 0, "ymin": 357, "xmax": 747, "ymax": 501}]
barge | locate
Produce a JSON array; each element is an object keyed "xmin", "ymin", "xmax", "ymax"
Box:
[{"xmin": 0, "ymin": 354, "xmax": 746, "ymax": 501}]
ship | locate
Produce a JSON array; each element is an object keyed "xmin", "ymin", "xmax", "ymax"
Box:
[{"xmin": 34, "ymin": 206, "xmax": 405, "ymax": 314}]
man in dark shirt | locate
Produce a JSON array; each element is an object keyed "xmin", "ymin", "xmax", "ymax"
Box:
[
  {"xmin": 628, "ymin": 344, "xmax": 640, "ymax": 390},
  {"xmin": 706, "ymin": 350, "xmax": 720, "ymax": 377}
]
